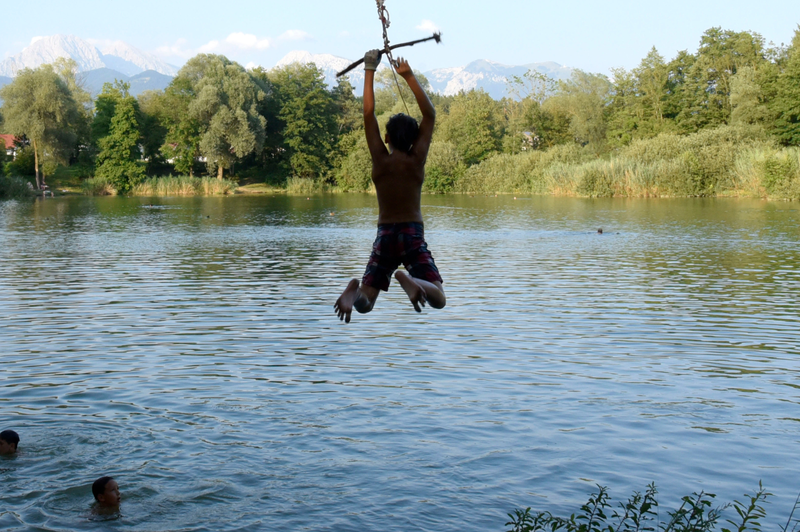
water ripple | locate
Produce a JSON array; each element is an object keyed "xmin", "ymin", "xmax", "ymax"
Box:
[{"xmin": 1, "ymin": 195, "xmax": 799, "ymax": 531}]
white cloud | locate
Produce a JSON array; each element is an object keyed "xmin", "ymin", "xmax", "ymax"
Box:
[
  {"xmin": 225, "ymin": 32, "xmax": 271, "ymax": 50},
  {"xmin": 152, "ymin": 28, "xmax": 313, "ymax": 64},
  {"xmin": 278, "ymin": 30, "xmax": 312, "ymax": 42},
  {"xmin": 154, "ymin": 38, "xmax": 195, "ymax": 59},
  {"xmin": 245, "ymin": 61, "xmax": 259, "ymax": 70},
  {"xmin": 198, "ymin": 40, "xmax": 220, "ymax": 53},
  {"xmin": 416, "ymin": 20, "xmax": 440, "ymax": 33}
]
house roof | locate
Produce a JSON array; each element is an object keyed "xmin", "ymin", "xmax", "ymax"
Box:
[{"xmin": 0, "ymin": 134, "xmax": 19, "ymax": 150}]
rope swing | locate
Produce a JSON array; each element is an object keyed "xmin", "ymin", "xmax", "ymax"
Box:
[
  {"xmin": 376, "ymin": 0, "xmax": 411, "ymax": 114},
  {"xmin": 335, "ymin": 0, "xmax": 442, "ymax": 82}
]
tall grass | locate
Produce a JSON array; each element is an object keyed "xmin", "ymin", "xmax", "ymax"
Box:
[
  {"xmin": 732, "ymin": 146, "xmax": 800, "ymax": 199},
  {"xmin": 0, "ymin": 175, "xmax": 34, "ymax": 198},
  {"xmin": 83, "ymin": 175, "xmax": 237, "ymax": 196},
  {"xmin": 285, "ymin": 176, "xmax": 329, "ymax": 195},
  {"xmin": 131, "ymin": 176, "xmax": 237, "ymax": 196},
  {"xmin": 457, "ymin": 125, "xmax": 800, "ymax": 199},
  {"xmin": 82, "ymin": 176, "xmax": 118, "ymax": 195}
]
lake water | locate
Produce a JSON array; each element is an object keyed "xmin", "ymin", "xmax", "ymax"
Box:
[{"xmin": 1, "ymin": 194, "xmax": 798, "ymax": 532}]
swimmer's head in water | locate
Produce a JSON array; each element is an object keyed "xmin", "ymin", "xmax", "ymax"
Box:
[
  {"xmin": 92, "ymin": 477, "xmax": 121, "ymax": 507},
  {"xmin": 0, "ymin": 429, "xmax": 19, "ymax": 454},
  {"xmin": 385, "ymin": 113, "xmax": 419, "ymax": 153}
]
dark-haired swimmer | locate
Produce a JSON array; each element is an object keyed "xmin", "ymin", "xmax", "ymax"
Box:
[
  {"xmin": 92, "ymin": 476, "xmax": 121, "ymax": 508},
  {"xmin": 0, "ymin": 429, "xmax": 19, "ymax": 455},
  {"xmin": 334, "ymin": 51, "xmax": 446, "ymax": 323}
]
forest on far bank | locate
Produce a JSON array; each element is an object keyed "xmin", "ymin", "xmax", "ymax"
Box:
[{"xmin": 1, "ymin": 25, "xmax": 799, "ymax": 199}]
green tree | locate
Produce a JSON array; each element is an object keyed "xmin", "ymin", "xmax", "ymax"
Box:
[
  {"xmin": 771, "ymin": 27, "xmax": 800, "ymax": 145},
  {"xmin": 676, "ymin": 28, "xmax": 767, "ymax": 131},
  {"xmin": 504, "ymin": 70, "xmax": 566, "ymax": 152},
  {"xmin": 159, "ymin": 76, "xmax": 202, "ymax": 176},
  {"xmin": 172, "ymin": 54, "xmax": 267, "ymax": 179},
  {"xmin": 662, "ymin": 50, "xmax": 696, "ymax": 126},
  {"xmin": 329, "ymin": 77, "xmax": 363, "ymax": 174},
  {"xmin": 92, "ymin": 81, "xmax": 132, "ymax": 147},
  {"xmin": 332, "ymin": 77, "xmax": 361, "ymax": 135},
  {"xmin": 0, "ymin": 65, "xmax": 83, "ymax": 189},
  {"xmin": 608, "ymin": 49, "xmax": 672, "ymax": 146},
  {"xmin": 95, "ymin": 96, "xmax": 145, "ymax": 192},
  {"xmin": 265, "ymin": 63, "xmax": 338, "ymax": 180},
  {"xmin": 53, "ymin": 58, "xmax": 92, "ymax": 160},
  {"xmin": 548, "ymin": 70, "xmax": 612, "ymax": 149},
  {"xmin": 730, "ymin": 66, "xmax": 773, "ymax": 126},
  {"xmin": 439, "ymin": 89, "xmax": 504, "ymax": 165},
  {"xmin": 137, "ymin": 90, "xmax": 169, "ymax": 174},
  {"xmin": 607, "ymin": 67, "xmax": 638, "ymax": 146},
  {"xmin": 374, "ymin": 68, "xmax": 432, "ymax": 117},
  {"xmin": 0, "ymin": 137, "xmax": 6, "ymax": 177}
]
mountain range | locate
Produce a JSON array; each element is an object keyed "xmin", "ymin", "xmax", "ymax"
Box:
[
  {"xmin": 0, "ymin": 35, "xmax": 575, "ymax": 101},
  {"xmin": 0, "ymin": 35, "xmax": 177, "ymax": 97},
  {"xmin": 0, "ymin": 35, "xmax": 177, "ymax": 78},
  {"xmin": 275, "ymin": 51, "xmax": 574, "ymax": 100}
]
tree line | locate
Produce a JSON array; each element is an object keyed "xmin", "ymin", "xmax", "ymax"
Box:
[{"xmin": 1, "ymin": 25, "xmax": 799, "ymax": 196}]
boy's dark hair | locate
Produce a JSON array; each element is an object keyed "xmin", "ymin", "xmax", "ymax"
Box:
[
  {"xmin": 92, "ymin": 476, "xmax": 114, "ymax": 501},
  {"xmin": 0, "ymin": 430, "xmax": 19, "ymax": 450},
  {"xmin": 386, "ymin": 113, "xmax": 419, "ymax": 153}
]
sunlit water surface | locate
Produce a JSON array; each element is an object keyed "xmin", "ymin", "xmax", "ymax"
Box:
[{"xmin": 1, "ymin": 195, "xmax": 798, "ymax": 532}]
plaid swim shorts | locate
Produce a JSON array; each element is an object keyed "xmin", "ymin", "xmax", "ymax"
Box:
[{"xmin": 361, "ymin": 222, "xmax": 443, "ymax": 292}]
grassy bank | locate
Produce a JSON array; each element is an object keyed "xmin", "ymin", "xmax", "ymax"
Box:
[
  {"xmin": 457, "ymin": 126, "xmax": 800, "ymax": 199},
  {"xmin": 506, "ymin": 483, "xmax": 799, "ymax": 532}
]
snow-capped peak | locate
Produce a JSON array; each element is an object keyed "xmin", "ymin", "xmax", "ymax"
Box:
[
  {"xmin": 0, "ymin": 34, "xmax": 177, "ymax": 78},
  {"xmin": 0, "ymin": 35, "xmax": 104, "ymax": 76},
  {"xmin": 100, "ymin": 41, "xmax": 177, "ymax": 77}
]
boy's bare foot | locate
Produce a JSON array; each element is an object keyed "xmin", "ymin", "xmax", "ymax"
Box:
[
  {"xmin": 334, "ymin": 279, "xmax": 360, "ymax": 323},
  {"xmin": 395, "ymin": 271, "xmax": 427, "ymax": 312}
]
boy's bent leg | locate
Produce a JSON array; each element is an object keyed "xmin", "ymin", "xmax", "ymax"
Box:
[
  {"xmin": 334, "ymin": 280, "xmax": 380, "ymax": 323},
  {"xmin": 395, "ymin": 271, "xmax": 446, "ymax": 312}
]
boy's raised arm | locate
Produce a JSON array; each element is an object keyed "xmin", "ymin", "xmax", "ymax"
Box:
[
  {"xmin": 363, "ymin": 50, "xmax": 388, "ymax": 158},
  {"xmin": 395, "ymin": 57, "xmax": 435, "ymax": 153}
]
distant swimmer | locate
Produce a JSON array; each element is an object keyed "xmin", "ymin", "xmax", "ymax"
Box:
[{"xmin": 334, "ymin": 51, "xmax": 445, "ymax": 323}]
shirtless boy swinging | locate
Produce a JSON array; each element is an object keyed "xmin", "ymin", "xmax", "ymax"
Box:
[{"xmin": 334, "ymin": 50, "xmax": 446, "ymax": 323}]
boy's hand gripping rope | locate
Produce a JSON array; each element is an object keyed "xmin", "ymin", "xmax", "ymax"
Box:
[{"xmin": 376, "ymin": 0, "xmax": 411, "ymax": 114}]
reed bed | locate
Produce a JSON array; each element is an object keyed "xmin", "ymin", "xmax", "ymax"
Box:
[
  {"xmin": 81, "ymin": 176, "xmax": 118, "ymax": 196},
  {"xmin": 132, "ymin": 176, "xmax": 237, "ymax": 196},
  {"xmin": 0, "ymin": 175, "xmax": 34, "ymax": 198},
  {"xmin": 457, "ymin": 125, "xmax": 800, "ymax": 199},
  {"xmin": 285, "ymin": 176, "xmax": 329, "ymax": 195}
]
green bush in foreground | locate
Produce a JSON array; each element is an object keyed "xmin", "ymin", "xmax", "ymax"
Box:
[{"xmin": 506, "ymin": 483, "xmax": 800, "ymax": 532}]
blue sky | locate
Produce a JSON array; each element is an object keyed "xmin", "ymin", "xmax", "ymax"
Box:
[{"xmin": 2, "ymin": 0, "xmax": 799, "ymax": 73}]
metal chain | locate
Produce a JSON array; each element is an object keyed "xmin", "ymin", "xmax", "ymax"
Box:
[{"xmin": 376, "ymin": 0, "xmax": 410, "ymax": 115}]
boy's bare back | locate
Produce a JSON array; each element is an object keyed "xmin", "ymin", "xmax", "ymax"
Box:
[{"xmin": 364, "ymin": 55, "xmax": 435, "ymax": 224}]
